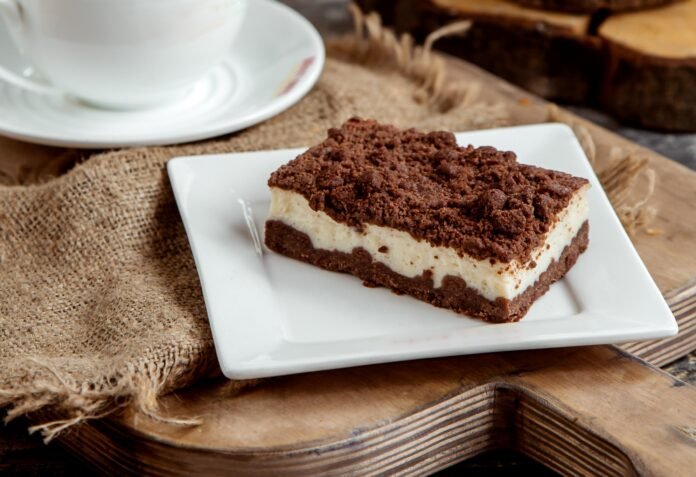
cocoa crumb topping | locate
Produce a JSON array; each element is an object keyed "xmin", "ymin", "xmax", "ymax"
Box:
[{"xmin": 269, "ymin": 118, "xmax": 588, "ymax": 263}]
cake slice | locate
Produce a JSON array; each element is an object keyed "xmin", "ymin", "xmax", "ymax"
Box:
[{"xmin": 264, "ymin": 119, "xmax": 590, "ymax": 322}]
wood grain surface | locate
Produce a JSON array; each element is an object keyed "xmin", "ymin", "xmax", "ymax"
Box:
[{"xmin": 51, "ymin": 347, "xmax": 696, "ymax": 476}]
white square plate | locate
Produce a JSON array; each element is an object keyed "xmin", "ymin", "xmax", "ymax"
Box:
[{"xmin": 168, "ymin": 124, "xmax": 677, "ymax": 379}]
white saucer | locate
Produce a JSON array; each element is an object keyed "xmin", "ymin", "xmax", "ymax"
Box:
[{"xmin": 0, "ymin": 0, "xmax": 324, "ymax": 148}]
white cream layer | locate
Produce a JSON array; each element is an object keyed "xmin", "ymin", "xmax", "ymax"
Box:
[{"xmin": 267, "ymin": 186, "xmax": 589, "ymax": 301}]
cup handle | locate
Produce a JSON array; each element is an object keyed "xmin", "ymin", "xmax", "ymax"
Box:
[{"xmin": 0, "ymin": 0, "xmax": 60, "ymax": 94}]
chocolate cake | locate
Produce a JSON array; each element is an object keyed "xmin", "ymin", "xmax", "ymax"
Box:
[{"xmin": 264, "ymin": 119, "xmax": 590, "ymax": 322}]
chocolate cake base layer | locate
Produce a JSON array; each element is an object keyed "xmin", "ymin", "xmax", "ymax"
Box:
[{"xmin": 265, "ymin": 220, "xmax": 589, "ymax": 323}]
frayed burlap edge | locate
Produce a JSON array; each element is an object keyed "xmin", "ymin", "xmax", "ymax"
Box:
[
  {"xmin": 1, "ymin": 343, "xmax": 264, "ymax": 443},
  {"xmin": 2, "ymin": 345, "xmax": 210, "ymax": 440},
  {"xmin": 547, "ymin": 104, "xmax": 657, "ymax": 235}
]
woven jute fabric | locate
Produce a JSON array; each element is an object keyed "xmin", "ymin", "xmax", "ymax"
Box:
[{"xmin": 0, "ymin": 30, "xmax": 508, "ymax": 440}]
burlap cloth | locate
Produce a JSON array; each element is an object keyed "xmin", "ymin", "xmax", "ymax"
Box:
[{"xmin": 0, "ymin": 10, "xmax": 654, "ymax": 441}]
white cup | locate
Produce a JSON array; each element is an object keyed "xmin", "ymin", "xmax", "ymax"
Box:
[{"xmin": 0, "ymin": 0, "xmax": 247, "ymax": 109}]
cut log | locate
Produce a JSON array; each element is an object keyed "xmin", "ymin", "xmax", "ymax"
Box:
[
  {"xmin": 357, "ymin": 0, "xmax": 696, "ymax": 131},
  {"xmin": 431, "ymin": 0, "xmax": 591, "ymax": 33},
  {"xmin": 600, "ymin": 0, "xmax": 696, "ymax": 131},
  {"xmin": 356, "ymin": 0, "xmax": 601, "ymax": 104},
  {"xmin": 512, "ymin": 0, "xmax": 676, "ymax": 13}
]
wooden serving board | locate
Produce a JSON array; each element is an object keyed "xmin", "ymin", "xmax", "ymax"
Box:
[
  {"xmin": 63, "ymin": 346, "xmax": 696, "ymax": 476},
  {"xmin": 3, "ymin": 54, "xmax": 696, "ymax": 475}
]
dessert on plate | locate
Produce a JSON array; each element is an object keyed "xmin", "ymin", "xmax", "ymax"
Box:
[{"xmin": 264, "ymin": 118, "xmax": 589, "ymax": 322}]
